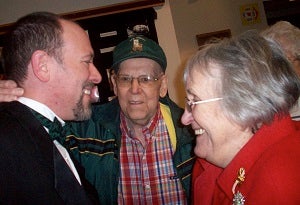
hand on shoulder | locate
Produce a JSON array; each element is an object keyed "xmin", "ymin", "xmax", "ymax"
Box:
[{"xmin": 0, "ymin": 80, "xmax": 24, "ymax": 102}]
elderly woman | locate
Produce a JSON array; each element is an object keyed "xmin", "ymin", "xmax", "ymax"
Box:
[{"xmin": 181, "ymin": 30, "xmax": 300, "ymax": 205}]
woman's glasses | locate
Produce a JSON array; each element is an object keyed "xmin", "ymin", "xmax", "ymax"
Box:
[{"xmin": 185, "ymin": 97, "xmax": 223, "ymax": 112}]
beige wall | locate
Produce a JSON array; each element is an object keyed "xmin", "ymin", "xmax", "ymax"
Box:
[{"xmin": 0, "ymin": 0, "xmax": 269, "ymax": 107}]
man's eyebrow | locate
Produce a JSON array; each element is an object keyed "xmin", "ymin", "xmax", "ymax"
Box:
[
  {"xmin": 81, "ymin": 53, "xmax": 94, "ymax": 60},
  {"xmin": 84, "ymin": 52, "xmax": 94, "ymax": 58}
]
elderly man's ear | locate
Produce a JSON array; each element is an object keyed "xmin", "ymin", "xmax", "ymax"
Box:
[
  {"xmin": 159, "ymin": 74, "xmax": 168, "ymax": 98},
  {"xmin": 30, "ymin": 50, "xmax": 50, "ymax": 82}
]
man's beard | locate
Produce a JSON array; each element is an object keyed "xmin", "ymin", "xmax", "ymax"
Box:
[{"xmin": 72, "ymin": 93, "xmax": 92, "ymax": 121}]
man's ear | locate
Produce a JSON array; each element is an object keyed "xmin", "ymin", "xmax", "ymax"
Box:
[
  {"xmin": 30, "ymin": 50, "xmax": 50, "ymax": 82},
  {"xmin": 111, "ymin": 74, "xmax": 118, "ymax": 96},
  {"xmin": 159, "ymin": 74, "xmax": 168, "ymax": 98}
]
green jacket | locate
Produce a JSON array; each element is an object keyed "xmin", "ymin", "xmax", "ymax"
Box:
[{"xmin": 68, "ymin": 97, "xmax": 195, "ymax": 205}]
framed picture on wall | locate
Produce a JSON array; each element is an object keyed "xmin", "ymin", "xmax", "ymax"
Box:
[{"xmin": 196, "ymin": 29, "xmax": 231, "ymax": 48}]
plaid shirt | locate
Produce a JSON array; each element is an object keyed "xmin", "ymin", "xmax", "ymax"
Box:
[{"xmin": 118, "ymin": 106, "xmax": 187, "ymax": 205}]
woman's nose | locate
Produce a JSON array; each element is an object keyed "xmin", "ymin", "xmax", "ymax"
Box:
[{"xmin": 181, "ymin": 107, "xmax": 194, "ymax": 125}]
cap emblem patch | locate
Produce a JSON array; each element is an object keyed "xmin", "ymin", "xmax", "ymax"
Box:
[{"xmin": 132, "ymin": 38, "xmax": 143, "ymax": 51}]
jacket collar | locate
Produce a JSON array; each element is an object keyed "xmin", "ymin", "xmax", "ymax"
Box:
[{"xmin": 217, "ymin": 115, "xmax": 298, "ymax": 198}]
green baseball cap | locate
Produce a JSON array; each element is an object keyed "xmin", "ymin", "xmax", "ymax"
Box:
[{"xmin": 112, "ymin": 36, "xmax": 167, "ymax": 72}]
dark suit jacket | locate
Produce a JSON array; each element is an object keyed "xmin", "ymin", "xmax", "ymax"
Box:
[{"xmin": 0, "ymin": 101, "xmax": 99, "ymax": 205}]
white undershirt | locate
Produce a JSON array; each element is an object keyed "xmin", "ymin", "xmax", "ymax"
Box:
[{"xmin": 18, "ymin": 97, "xmax": 82, "ymax": 185}]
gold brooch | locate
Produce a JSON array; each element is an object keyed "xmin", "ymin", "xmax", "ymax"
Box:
[{"xmin": 232, "ymin": 167, "xmax": 245, "ymax": 205}]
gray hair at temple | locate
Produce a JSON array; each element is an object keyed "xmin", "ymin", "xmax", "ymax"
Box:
[{"xmin": 183, "ymin": 30, "xmax": 300, "ymax": 129}]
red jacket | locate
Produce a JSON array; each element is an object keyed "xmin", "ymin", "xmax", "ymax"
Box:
[{"xmin": 192, "ymin": 116, "xmax": 300, "ymax": 205}]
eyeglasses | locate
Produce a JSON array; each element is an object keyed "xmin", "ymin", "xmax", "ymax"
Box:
[
  {"xmin": 115, "ymin": 74, "xmax": 161, "ymax": 88},
  {"xmin": 185, "ymin": 97, "xmax": 223, "ymax": 112}
]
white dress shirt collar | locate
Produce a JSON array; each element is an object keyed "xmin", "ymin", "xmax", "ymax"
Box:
[{"xmin": 18, "ymin": 97, "xmax": 65, "ymax": 126}]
